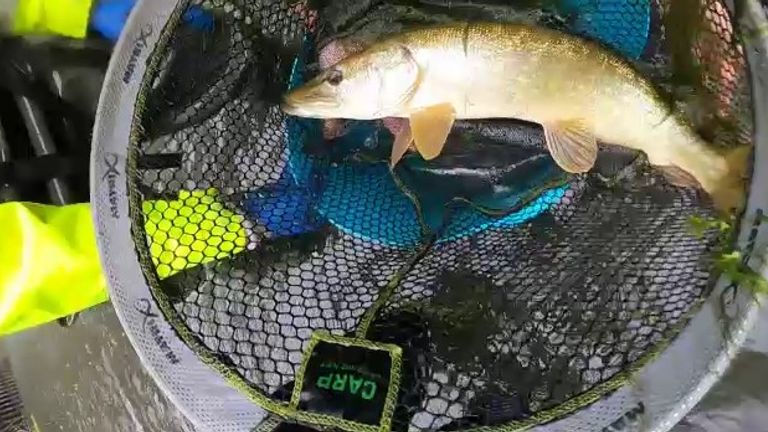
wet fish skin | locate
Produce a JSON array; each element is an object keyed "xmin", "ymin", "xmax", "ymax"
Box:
[{"xmin": 282, "ymin": 22, "xmax": 750, "ymax": 215}]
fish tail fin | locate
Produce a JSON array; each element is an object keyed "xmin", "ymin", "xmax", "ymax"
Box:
[{"xmin": 709, "ymin": 144, "xmax": 752, "ymax": 217}]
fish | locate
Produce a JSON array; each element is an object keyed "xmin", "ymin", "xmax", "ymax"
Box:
[{"xmin": 281, "ymin": 22, "xmax": 751, "ymax": 216}]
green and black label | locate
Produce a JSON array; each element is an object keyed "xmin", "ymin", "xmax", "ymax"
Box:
[
  {"xmin": 292, "ymin": 332, "xmax": 402, "ymax": 429},
  {"xmin": 315, "ymin": 361, "xmax": 380, "ymax": 401}
]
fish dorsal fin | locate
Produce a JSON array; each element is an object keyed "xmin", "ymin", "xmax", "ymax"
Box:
[
  {"xmin": 409, "ymin": 103, "xmax": 456, "ymax": 161},
  {"xmin": 543, "ymin": 118, "xmax": 598, "ymax": 173}
]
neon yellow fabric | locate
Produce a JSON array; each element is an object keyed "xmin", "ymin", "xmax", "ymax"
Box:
[
  {"xmin": 0, "ymin": 202, "xmax": 108, "ymax": 336},
  {"xmin": 0, "ymin": 189, "xmax": 247, "ymax": 335},
  {"xmin": 12, "ymin": 0, "xmax": 94, "ymax": 38},
  {"xmin": 143, "ymin": 188, "xmax": 248, "ymax": 279}
]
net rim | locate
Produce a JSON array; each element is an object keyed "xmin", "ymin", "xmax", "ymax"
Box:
[
  {"xmin": 90, "ymin": 1, "xmax": 270, "ymax": 431},
  {"xmin": 89, "ymin": 1, "xmax": 768, "ymax": 431}
]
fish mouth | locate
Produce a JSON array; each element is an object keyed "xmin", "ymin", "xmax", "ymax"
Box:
[
  {"xmin": 280, "ymin": 96, "xmax": 303, "ymax": 116},
  {"xmin": 280, "ymin": 93, "xmax": 340, "ymax": 118}
]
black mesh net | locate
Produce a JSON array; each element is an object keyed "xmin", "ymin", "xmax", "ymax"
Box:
[{"xmin": 127, "ymin": 0, "xmax": 754, "ymax": 430}]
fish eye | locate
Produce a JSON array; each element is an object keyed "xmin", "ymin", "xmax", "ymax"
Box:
[{"xmin": 326, "ymin": 69, "xmax": 343, "ymax": 86}]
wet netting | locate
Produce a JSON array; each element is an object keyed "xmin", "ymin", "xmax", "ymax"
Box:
[{"xmin": 127, "ymin": 0, "xmax": 755, "ymax": 430}]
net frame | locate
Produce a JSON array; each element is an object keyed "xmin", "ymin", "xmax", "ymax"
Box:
[{"xmin": 90, "ymin": 1, "xmax": 768, "ymax": 431}]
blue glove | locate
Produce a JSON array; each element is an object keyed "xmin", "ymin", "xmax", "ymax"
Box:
[{"xmin": 89, "ymin": 0, "xmax": 136, "ymax": 42}]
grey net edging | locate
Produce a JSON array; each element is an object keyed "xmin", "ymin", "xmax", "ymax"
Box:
[
  {"xmin": 90, "ymin": 1, "xmax": 768, "ymax": 432},
  {"xmin": 91, "ymin": 1, "xmax": 269, "ymax": 431}
]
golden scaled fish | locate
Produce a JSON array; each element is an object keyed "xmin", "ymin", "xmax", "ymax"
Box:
[{"xmin": 281, "ymin": 22, "xmax": 751, "ymax": 215}]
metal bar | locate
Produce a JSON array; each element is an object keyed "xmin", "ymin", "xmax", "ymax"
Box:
[
  {"xmin": 14, "ymin": 93, "xmax": 72, "ymax": 205},
  {"xmin": 0, "ymin": 119, "xmax": 17, "ymax": 203}
]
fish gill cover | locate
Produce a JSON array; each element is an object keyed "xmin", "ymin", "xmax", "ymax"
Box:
[{"xmin": 126, "ymin": 0, "xmax": 753, "ymax": 431}]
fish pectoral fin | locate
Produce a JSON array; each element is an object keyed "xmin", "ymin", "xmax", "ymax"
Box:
[
  {"xmin": 658, "ymin": 165, "xmax": 702, "ymax": 188},
  {"xmin": 409, "ymin": 103, "xmax": 456, "ymax": 161},
  {"xmin": 543, "ymin": 118, "xmax": 598, "ymax": 173},
  {"xmin": 390, "ymin": 122, "xmax": 414, "ymax": 168}
]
